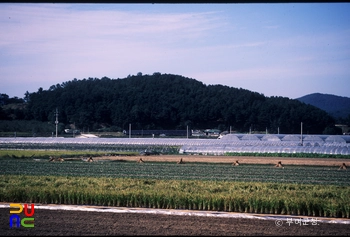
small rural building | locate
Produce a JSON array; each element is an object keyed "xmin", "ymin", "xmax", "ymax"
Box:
[
  {"xmin": 123, "ymin": 129, "xmax": 190, "ymax": 137},
  {"xmin": 204, "ymin": 129, "xmax": 221, "ymax": 137}
]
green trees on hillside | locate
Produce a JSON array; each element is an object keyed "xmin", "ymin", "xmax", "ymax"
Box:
[{"xmin": 0, "ymin": 74, "xmax": 341, "ymax": 135}]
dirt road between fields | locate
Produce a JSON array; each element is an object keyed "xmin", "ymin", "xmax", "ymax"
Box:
[{"xmin": 93, "ymin": 155, "xmax": 349, "ymax": 167}]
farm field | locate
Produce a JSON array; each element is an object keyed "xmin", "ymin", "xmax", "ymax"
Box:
[
  {"xmin": 1, "ymin": 155, "xmax": 349, "ymax": 185},
  {"xmin": 1, "ymin": 153, "xmax": 349, "ymax": 235}
]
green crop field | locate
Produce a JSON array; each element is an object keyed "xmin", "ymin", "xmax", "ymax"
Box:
[
  {"xmin": 0, "ymin": 150, "xmax": 349, "ymax": 219},
  {"xmin": 0, "ymin": 158, "xmax": 349, "ymax": 186}
]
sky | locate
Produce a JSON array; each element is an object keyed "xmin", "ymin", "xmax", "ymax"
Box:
[{"xmin": 1, "ymin": 3, "xmax": 350, "ymax": 100}]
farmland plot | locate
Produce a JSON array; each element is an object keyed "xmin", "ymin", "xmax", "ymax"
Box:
[{"xmin": 1, "ymin": 158, "xmax": 349, "ymax": 186}]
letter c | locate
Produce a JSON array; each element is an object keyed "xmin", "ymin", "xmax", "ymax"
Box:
[{"xmin": 21, "ymin": 217, "xmax": 35, "ymax": 228}]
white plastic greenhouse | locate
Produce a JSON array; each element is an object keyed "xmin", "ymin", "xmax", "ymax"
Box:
[{"xmin": 0, "ymin": 134, "xmax": 350, "ymax": 155}]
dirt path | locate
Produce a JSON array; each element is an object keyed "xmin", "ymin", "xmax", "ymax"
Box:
[{"xmin": 94, "ymin": 155, "xmax": 349, "ymax": 167}]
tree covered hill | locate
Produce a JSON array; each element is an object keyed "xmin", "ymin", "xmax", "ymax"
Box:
[
  {"xmin": 297, "ymin": 93, "xmax": 350, "ymax": 120},
  {"xmin": 0, "ymin": 73, "xmax": 340, "ymax": 135}
]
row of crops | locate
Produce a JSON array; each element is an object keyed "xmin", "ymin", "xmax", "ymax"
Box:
[
  {"xmin": 1, "ymin": 158, "xmax": 349, "ymax": 186},
  {"xmin": 1, "ymin": 173, "xmax": 349, "ymax": 218}
]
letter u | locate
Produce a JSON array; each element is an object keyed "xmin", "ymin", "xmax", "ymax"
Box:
[
  {"xmin": 24, "ymin": 204, "xmax": 35, "ymax": 217},
  {"xmin": 9, "ymin": 214, "xmax": 20, "ymax": 228}
]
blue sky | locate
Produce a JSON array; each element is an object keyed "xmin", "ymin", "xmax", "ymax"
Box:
[{"xmin": 1, "ymin": 3, "xmax": 349, "ymax": 99}]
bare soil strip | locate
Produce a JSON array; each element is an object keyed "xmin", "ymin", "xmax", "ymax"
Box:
[
  {"xmin": 94, "ymin": 155, "xmax": 350, "ymax": 167},
  {"xmin": 1, "ymin": 207, "xmax": 349, "ymax": 236}
]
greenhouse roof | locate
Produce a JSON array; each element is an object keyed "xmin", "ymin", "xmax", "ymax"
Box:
[{"xmin": 1, "ymin": 134, "xmax": 350, "ymax": 155}]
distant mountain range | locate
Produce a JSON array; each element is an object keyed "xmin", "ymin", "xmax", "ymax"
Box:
[{"xmin": 296, "ymin": 93, "xmax": 350, "ymax": 119}]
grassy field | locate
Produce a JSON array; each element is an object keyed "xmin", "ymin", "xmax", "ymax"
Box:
[{"xmin": 0, "ymin": 149, "xmax": 139, "ymax": 158}]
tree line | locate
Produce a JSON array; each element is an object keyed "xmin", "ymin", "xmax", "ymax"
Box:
[{"xmin": 0, "ymin": 73, "xmax": 342, "ymax": 135}]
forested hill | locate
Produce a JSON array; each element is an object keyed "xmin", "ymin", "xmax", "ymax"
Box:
[
  {"xmin": 1, "ymin": 73, "xmax": 340, "ymax": 134},
  {"xmin": 297, "ymin": 93, "xmax": 350, "ymax": 119}
]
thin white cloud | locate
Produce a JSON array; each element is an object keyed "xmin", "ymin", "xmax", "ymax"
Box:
[{"xmin": 0, "ymin": 4, "xmax": 225, "ymax": 52}]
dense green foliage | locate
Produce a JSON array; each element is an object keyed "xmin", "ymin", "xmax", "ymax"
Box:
[
  {"xmin": 0, "ymin": 120, "xmax": 57, "ymax": 137},
  {"xmin": 1, "ymin": 73, "xmax": 340, "ymax": 134},
  {"xmin": 0, "ymin": 94, "xmax": 26, "ymax": 121}
]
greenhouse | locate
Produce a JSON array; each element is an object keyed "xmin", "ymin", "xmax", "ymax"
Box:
[{"xmin": 0, "ymin": 134, "xmax": 350, "ymax": 155}]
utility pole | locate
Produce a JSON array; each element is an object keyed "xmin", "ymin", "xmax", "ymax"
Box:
[
  {"xmin": 55, "ymin": 108, "xmax": 59, "ymax": 138},
  {"xmin": 129, "ymin": 123, "xmax": 131, "ymax": 138},
  {"xmin": 300, "ymin": 122, "xmax": 303, "ymax": 146}
]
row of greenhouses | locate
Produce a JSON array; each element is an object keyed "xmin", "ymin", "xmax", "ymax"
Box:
[
  {"xmin": 179, "ymin": 144, "xmax": 350, "ymax": 155},
  {"xmin": 0, "ymin": 134, "xmax": 350, "ymax": 155},
  {"xmin": 220, "ymin": 134, "xmax": 350, "ymax": 143}
]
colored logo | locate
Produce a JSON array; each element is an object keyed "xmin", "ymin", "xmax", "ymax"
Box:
[{"xmin": 9, "ymin": 203, "xmax": 35, "ymax": 228}]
